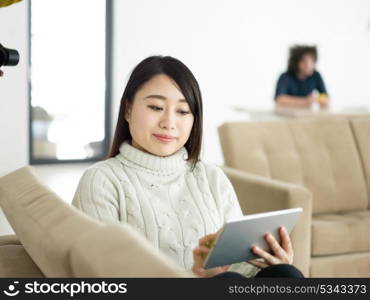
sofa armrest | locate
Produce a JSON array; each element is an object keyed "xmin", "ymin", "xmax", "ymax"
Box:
[
  {"xmin": 0, "ymin": 234, "xmax": 21, "ymax": 246},
  {"xmin": 69, "ymin": 224, "xmax": 197, "ymax": 278},
  {"xmin": 0, "ymin": 166, "xmax": 194, "ymax": 278},
  {"xmin": 0, "ymin": 234, "xmax": 44, "ymax": 277},
  {"xmin": 221, "ymin": 166, "xmax": 312, "ymax": 277}
]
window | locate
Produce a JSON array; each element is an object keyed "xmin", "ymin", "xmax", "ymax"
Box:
[{"xmin": 29, "ymin": 0, "xmax": 112, "ymax": 163}]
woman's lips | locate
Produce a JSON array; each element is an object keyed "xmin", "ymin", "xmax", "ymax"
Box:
[{"xmin": 153, "ymin": 134, "xmax": 175, "ymax": 143}]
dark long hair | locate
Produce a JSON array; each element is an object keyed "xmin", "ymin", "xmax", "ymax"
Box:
[
  {"xmin": 287, "ymin": 45, "xmax": 317, "ymax": 75},
  {"xmin": 106, "ymin": 55, "xmax": 203, "ymax": 170}
]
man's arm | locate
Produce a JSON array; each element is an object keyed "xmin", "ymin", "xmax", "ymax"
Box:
[
  {"xmin": 276, "ymin": 94, "xmax": 314, "ymax": 108},
  {"xmin": 316, "ymin": 72, "xmax": 328, "ymax": 95},
  {"xmin": 274, "ymin": 73, "xmax": 313, "ymax": 108},
  {"xmin": 315, "ymin": 72, "xmax": 330, "ymax": 108}
]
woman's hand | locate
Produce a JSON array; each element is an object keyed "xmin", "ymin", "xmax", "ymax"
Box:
[
  {"xmin": 247, "ymin": 226, "xmax": 294, "ymax": 268},
  {"xmin": 192, "ymin": 232, "xmax": 230, "ymax": 277}
]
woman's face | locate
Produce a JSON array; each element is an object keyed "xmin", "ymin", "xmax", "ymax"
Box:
[{"xmin": 125, "ymin": 74, "xmax": 194, "ymax": 157}]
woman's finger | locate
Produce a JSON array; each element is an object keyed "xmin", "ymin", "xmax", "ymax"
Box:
[
  {"xmin": 265, "ymin": 232, "xmax": 287, "ymax": 260},
  {"xmin": 215, "ymin": 265, "xmax": 230, "ymax": 273},
  {"xmin": 198, "ymin": 233, "xmax": 217, "ymax": 246},
  {"xmin": 251, "ymin": 245, "xmax": 279, "ymax": 265},
  {"xmin": 192, "ymin": 246, "xmax": 229, "ymax": 277},
  {"xmin": 193, "ymin": 246, "xmax": 209, "ymax": 269},
  {"xmin": 280, "ymin": 226, "xmax": 293, "ymax": 256},
  {"xmin": 193, "ymin": 245, "xmax": 210, "ymax": 257}
]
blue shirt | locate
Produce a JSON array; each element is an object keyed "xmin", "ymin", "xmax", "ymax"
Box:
[{"xmin": 274, "ymin": 71, "xmax": 327, "ymax": 101}]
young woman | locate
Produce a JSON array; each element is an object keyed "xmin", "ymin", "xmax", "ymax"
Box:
[{"xmin": 72, "ymin": 56, "xmax": 304, "ymax": 278}]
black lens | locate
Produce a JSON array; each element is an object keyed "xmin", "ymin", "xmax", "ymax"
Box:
[{"xmin": 0, "ymin": 43, "xmax": 20, "ymax": 67}]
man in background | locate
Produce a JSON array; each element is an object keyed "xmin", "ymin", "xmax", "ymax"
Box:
[{"xmin": 274, "ymin": 45, "xmax": 329, "ymax": 109}]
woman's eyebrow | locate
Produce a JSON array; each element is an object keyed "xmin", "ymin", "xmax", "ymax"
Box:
[{"xmin": 144, "ymin": 94, "xmax": 187, "ymax": 102}]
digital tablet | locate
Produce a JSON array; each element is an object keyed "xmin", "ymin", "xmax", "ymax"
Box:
[{"xmin": 203, "ymin": 207, "xmax": 303, "ymax": 269}]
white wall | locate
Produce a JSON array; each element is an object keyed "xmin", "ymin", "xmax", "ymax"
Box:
[
  {"xmin": 112, "ymin": 0, "xmax": 370, "ymax": 164},
  {"xmin": 0, "ymin": 0, "xmax": 29, "ymax": 176},
  {"xmin": 1, "ymin": 0, "xmax": 370, "ymax": 172},
  {"xmin": 0, "ymin": 0, "xmax": 29, "ymax": 235}
]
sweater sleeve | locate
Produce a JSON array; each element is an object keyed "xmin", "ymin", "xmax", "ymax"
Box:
[
  {"xmin": 71, "ymin": 167, "xmax": 121, "ymax": 225},
  {"xmin": 217, "ymin": 167, "xmax": 244, "ymax": 222},
  {"xmin": 207, "ymin": 165, "xmax": 261, "ymax": 278}
]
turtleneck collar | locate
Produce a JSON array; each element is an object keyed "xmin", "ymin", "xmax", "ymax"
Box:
[{"xmin": 116, "ymin": 140, "xmax": 189, "ymax": 175}]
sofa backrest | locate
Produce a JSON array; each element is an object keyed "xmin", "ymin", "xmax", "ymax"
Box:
[{"xmin": 219, "ymin": 118, "xmax": 369, "ymax": 214}]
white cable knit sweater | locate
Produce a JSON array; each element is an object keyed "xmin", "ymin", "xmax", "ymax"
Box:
[{"xmin": 71, "ymin": 141, "xmax": 260, "ymax": 277}]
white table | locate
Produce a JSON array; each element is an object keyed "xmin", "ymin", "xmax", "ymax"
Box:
[{"xmin": 231, "ymin": 105, "xmax": 370, "ymax": 121}]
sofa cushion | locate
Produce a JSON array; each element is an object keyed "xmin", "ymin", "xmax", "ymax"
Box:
[
  {"xmin": 0, "ymin": 166, "xmax": 192, "ymax": 277},
  {"xmin": 0, "ymin": 235, "xmax": 44, "ymax": 277},
  {"xmin": 311, "ymin": 251, "xmax": 370, "ymax": 277},
  {"xmin": 219, "ymin": 118, "xmax": 369, "ymax": 214},
  {"xmin": 312, "ymin": 210, "xmax": 370, "ymax": 256}
]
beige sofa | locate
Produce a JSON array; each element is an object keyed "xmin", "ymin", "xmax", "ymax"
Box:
[
  {"xmin": 219, "ymin": 117, "xmax": 370, "ymax": 277},
  {"xmin": 0, "ymin": 164, "xmax": 311, "ymax": 277}
]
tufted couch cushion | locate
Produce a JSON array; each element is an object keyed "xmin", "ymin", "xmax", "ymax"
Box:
[{"xmin": 312, "ymin": 210, "xmax": 370, "ymax": 256}]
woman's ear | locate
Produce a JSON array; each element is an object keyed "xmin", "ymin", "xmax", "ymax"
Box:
[
  {"xmin": 124, "ymin": 110, "xmax": 130, "ymax": 123},
  {"xmin": 124, "ymin": 101, "xmax": 131, "ymax": 122}
]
